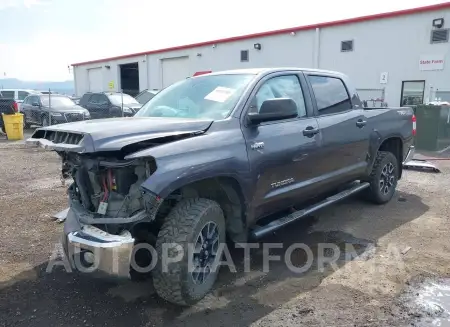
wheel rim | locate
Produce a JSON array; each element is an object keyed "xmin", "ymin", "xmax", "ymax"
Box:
[
  {"xmin": 191, "ymin": 221, "xmax": 219, "ymax": 285},
  {"xmin": 379, "ymin": 162, "xmax": 395, "ymax": 195}
]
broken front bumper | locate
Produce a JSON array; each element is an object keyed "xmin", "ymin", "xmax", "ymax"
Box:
[{"xmin": 62, "ymin": 208, "xmax": 135, "ymax": 278}]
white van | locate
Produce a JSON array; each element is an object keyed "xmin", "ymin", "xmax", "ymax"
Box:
[{"xmin": 0, "ymin": 89, "xmax": 42, "ymax": 111}]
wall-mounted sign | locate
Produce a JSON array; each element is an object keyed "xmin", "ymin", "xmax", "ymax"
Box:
[
  {"xmin": 380, "ymin": 72, "xmax": 388, "ymax": 84},
  {"xmin": 419, "ymin": 54, "xmax": 445, "ymax": 71},
  {"xmin": 108, "ymin": 81, "xmax": 115, "ymax": 90}
]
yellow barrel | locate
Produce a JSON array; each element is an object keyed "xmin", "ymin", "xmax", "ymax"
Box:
[{"xmin": 2, "ymin": 113, "xmax": 24, "ymax": 140}]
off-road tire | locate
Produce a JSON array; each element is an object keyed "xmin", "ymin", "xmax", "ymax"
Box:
[
  {"xmin": 152, "ymin": 198, "xmax": 225, "ymax": 306},
  {"xmin": 364, "ymin": 151, "xmax": 399, "ymax": 204}
]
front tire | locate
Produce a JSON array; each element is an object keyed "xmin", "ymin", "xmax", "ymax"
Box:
[
  {"xmin": 153, "ymin": 198, "xmax": 225, "ymax": 306},
  {"xmin": 364, "ymin": 151, "xmax": 399, "ymax": 204}
]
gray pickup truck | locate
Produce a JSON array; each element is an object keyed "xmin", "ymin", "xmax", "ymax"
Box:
[{"xmin": 27, "ymin": 68, "xmax": 415, "ymax": 306}]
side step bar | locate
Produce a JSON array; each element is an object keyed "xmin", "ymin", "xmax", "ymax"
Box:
[{"xmin": 251, "ymin": 182, "xmax": 370, "ymax": 239}]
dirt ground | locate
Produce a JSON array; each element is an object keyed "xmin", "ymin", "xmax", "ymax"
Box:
[{"xmin": 1, "ymin": 134, "xmax": 450, "ymax": 327}]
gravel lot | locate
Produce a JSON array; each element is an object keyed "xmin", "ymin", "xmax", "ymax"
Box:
[{"xmin": 1, "ymin": 134, "xmax": 449, "ymax": 327}]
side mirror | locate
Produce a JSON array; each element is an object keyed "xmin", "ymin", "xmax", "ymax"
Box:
[
  {"xmin": 32, "ymin": 102, "xmax": 40, "ymax": 107},
  {"xmin": 247, "ymin": 98, "xmax": 298, "ymax": 124}
]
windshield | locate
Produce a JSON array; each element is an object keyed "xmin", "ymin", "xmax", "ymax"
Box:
[
  {"xmin": 41, "ymin": 96, "xmax": 75, "ymax": 107},
  {"xmin": 109, "ymin": 93, "xmax": 140, "ymax": 106},
  {"xmin": 135, "ymin": 74, "xmax": 254, "ymax": 120}
]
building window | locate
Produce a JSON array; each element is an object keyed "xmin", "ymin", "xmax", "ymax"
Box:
[
  {"xmin": 340, "ymin": 40, "xmax": 354, "ymax": 52},
  {"xmin": 430, "ymin": 29, "xmax": 449, "ymax": 43},
  {"xmin": 240, "ymin": 50, "xmax": 249, "ymax": 62}
]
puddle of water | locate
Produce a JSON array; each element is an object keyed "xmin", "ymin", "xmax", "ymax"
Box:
[{"xmin": 404, "ymin": 278, "xmax": 450, "ymax": 327}]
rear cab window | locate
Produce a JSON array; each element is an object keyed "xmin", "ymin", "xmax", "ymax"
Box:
[{"xmin": 307, "ymin": 75, "xmax": 352, "ymax": 115}]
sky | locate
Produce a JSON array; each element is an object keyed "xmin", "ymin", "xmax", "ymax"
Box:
[{"xmin": 0, "ymin": 0, "xmax": 446, "ymax": 81}]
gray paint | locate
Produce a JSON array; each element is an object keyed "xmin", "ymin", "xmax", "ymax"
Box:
[{"xmin": 30, "ymin": 68, "xmax": 414, "ymax": 226}]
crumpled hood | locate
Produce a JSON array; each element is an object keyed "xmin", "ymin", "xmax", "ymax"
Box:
[{"xmin": 27, "ymin": 117, "xmax": 213, "ymax": 153}]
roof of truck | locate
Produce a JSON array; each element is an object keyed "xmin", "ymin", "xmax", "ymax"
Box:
[{"xmin": 203, "ymin": 67, "xmax": 346, "ymax": 76}]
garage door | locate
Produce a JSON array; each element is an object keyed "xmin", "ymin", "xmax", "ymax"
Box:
[
  {"xmin": 88, "ymin": 67, "xmax": 103, "ymax": 92},
  {"xmin": 161, "ymin": 56, "xmax": 190, "ymax": 88}
]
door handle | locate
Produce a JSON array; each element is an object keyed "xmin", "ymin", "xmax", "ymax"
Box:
[
  {"xmin": 356, "ymin": 120, "xmax": 367, "ymax": 128},
  {"xmin": 303, "ymin": 126, "xmax": 319, "ymax": 137}
]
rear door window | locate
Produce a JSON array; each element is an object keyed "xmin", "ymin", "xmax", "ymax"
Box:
[{"xmin": 308, "ymin": 75, "xmax": 352, "ymax": 115}]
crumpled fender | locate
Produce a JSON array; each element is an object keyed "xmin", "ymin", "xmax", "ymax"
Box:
[{"xmin": 124, "ymin": 129, "xmax": 252, "ymax": 200}]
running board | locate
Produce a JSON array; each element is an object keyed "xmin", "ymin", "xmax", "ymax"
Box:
[{"xmin": 251, "ymin": 182, "xmax": 370, "ymax": 239}]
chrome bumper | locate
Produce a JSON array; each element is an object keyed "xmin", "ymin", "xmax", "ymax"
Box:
[
  {"xmin": 403, "ymin": 145, "xmax": 415, "ymax": 164},
  {"xmin": 63, "ymin": 224, "xmax": 135, "ymax": 278}
]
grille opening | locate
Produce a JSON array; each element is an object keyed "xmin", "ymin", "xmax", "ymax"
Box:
[
  {"xmin": 431, "ymin": 29, "xmax": 449, "ymax": 43},
  {"xmin": 32, "ymin": 129, "xmax": 84, "ymax": 145}
]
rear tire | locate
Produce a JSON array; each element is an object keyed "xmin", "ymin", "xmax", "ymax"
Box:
[
  {"xmin": 153, "ymin": 198, "xmax": 225, "ymax": 306},
  {"xmin": 364, "ymin": 151, "xmax": 399, "ymax": 204}
]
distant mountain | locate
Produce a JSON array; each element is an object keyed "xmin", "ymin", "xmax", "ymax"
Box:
[{"xmin": 0, "ymin": 78, "xmax": 74, "ymax": 95}]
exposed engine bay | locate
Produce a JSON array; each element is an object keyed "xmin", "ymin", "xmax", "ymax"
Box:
[{"xmin": 60, "ymin": 151, "xmax": 159, "ymax": 225}]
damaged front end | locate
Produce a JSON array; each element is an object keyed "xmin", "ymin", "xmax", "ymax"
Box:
[
  {"xmin": 60, "ymin": 152, "xmax": 163, "ymax": 278},
  {"xmin": 26, "ymin": 119, "xmax": 211, "ymax": 278}
]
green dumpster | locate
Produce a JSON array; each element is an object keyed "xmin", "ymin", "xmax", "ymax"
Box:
[{"xmin": 414, "ymin": 105, "xmax": 450, "ymax": 151}]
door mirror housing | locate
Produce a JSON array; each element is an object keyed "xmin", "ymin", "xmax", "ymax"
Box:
[
  {"xmin": 247, "ymin": 98, "xmax": 298, "ymax": 124},
  {"xmin": 31, "ymin": 102, "xmax": 40, "ymax": 107}
]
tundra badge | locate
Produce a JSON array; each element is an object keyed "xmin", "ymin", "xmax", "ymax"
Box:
[{"xmin": 251, "ymin": 142, "xmax": 264, "ymax": 150}]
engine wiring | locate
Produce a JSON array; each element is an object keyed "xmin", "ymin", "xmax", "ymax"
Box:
[{"xmin": 101, "ymin": 174, "xmax": 109, "ymax": 202}]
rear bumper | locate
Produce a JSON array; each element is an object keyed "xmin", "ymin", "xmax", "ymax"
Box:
[
  {"xmin": 403, "ymin": 145, "xmax": 415, "ymax": 164},
  {"xmin": 62, "ymin": 209, "xmax": 134, "ymax": 278}
]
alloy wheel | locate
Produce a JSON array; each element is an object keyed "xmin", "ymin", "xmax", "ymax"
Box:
[
  {"xmin": 191, "ymin": 221, "xmax": 220, "ymax": 285},
  {"xmin": 379, "ymin": 162, "xmax": 395, "ymax": 195}
]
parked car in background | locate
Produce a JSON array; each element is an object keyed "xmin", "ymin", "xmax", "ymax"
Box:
[
  {"xmin": 0, "ymin": 89, "xmax": 41, "ymax": 111},
  {"xmin": 79, "ymin": 91, "xmax": 142, "ymax": 119},
  {"xmin": 135, "ymin": 89, "xmax": 159, "ymax": 105},
  {"xmin": 22, "ymin": 94, "xmax": 90, "ymax": 127}
]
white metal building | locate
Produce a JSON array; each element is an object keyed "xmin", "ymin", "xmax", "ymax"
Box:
[{"xmin": 72, "ymin": 2, "xmax": 450, "ymax": 107}]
